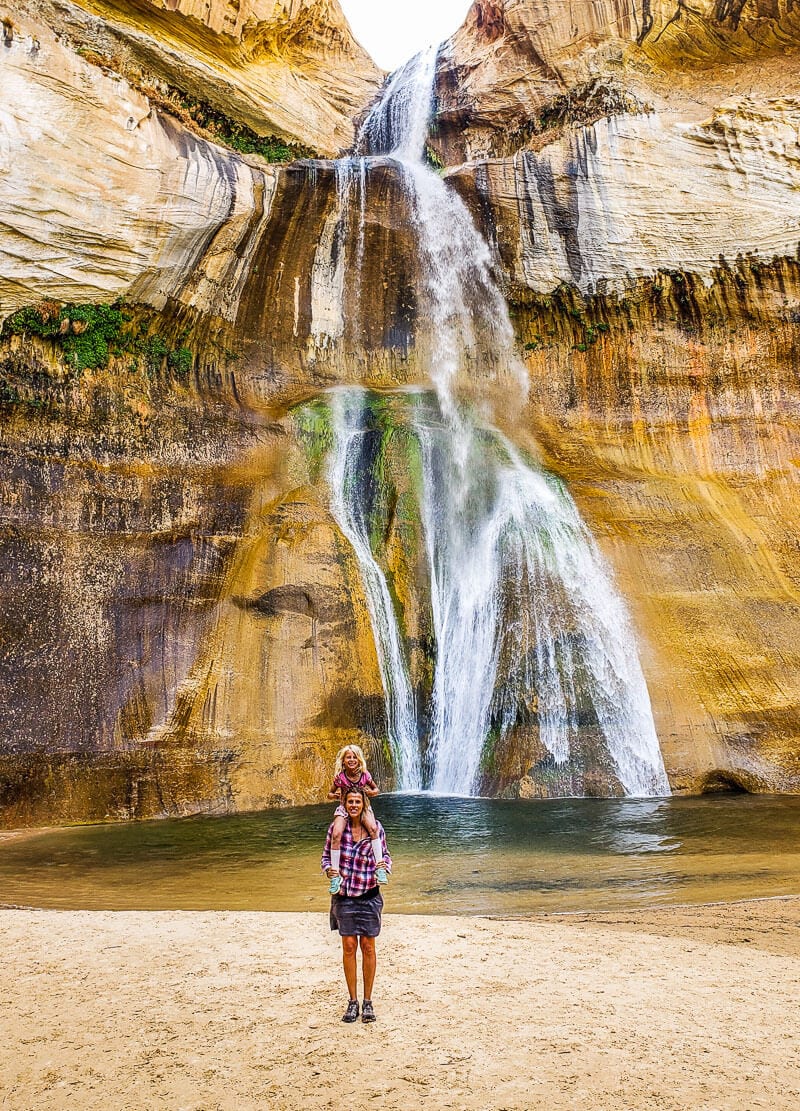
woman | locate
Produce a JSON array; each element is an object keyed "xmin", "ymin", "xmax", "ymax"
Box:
[{"xmin": 321, "ymin": 786, "xmax": 392, "ymax": 1023}]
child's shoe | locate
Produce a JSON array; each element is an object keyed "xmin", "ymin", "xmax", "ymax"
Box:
[
  {"xmin": 329, "ymin": 873, "xmax": 342, "ymax": 895},
  {"xmin": 375, "ymin": 864, "xmax": 388, "ymax": 885}
]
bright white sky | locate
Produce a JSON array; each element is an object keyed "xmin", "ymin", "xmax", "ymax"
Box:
[{"xmin": 339, "ymin": 0, "xmax": 473, "ymax": 71}]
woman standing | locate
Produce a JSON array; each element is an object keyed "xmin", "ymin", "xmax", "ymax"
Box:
[{"xmin": 321, "ymin": 786, "xmax": 392, "ymax": 1023}]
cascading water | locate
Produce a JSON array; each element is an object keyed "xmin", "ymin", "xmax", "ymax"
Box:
[
  {"xmin": 415, "ymin": 412, "xmax": 669, "ymax": 797},
  {"xmin": 327, "ymin": 390, "xmax": 422, "ymax": 791},
  {"xmin": 313, "ymin": 47, "xmax": 670, "ymax": 797},
  {"xmin": 357, "ymin": 45, "xmax": 438, "ymax": 161},
  {"xmin": 356, "ymin": 47, "xmax": 526, "ymax": 416}
]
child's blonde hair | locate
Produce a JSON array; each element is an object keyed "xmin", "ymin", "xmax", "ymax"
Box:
[{"xmin": 333, "ymin": 744, "xmax": 367, "ymax": 776}]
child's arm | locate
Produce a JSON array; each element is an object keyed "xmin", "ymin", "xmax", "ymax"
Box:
[
  {"xmin": 326, "ymin": 778, "xmax": 342, "ymax": 802},
  {"xmin": 363, "ymin": 773, "xmax": 379, "ymax": 798}
]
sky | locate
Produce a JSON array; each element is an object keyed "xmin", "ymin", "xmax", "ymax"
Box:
[{"xmin": 339, "ymin": 0, "xmax": 473, "ymax": 71}]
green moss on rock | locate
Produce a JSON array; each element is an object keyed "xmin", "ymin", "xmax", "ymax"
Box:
[{"xmin": 1, "ymin": 301, "xmax": 197, "ymax": 382}]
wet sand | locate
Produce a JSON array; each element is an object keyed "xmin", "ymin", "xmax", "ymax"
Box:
[{"xmin": 2, "ymin": 898, "xmax": 799, "ymax": 1110}]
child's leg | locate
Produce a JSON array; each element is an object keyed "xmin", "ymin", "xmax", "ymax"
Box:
[
  {"xmin": 363, "ymin": 808, "xmax": 387, "ymax": 876},
  {"xmin": 363, "ymin": 808, "xmax": 382, "ymax": 859},
  {"xmin": 328, "ymin": 812, "xmax": 347, "ymax": 894},
  {"xmin": 330, "ymin": 814, "xmax": 346, "ymax": 873}
]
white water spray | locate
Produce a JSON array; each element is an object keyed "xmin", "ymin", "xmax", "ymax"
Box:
[
  {"xmin": 318, "ymin": 48, "xmax": 670, "ymax": 797},
  {"xmin": 416, "ymin": 413, "xmax": 669, "ymax": 796}
]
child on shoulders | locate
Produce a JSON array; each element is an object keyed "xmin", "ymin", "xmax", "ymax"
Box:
[{"xmin": 326, "ymin": 744, "xmax": 388, "ymax": 894}]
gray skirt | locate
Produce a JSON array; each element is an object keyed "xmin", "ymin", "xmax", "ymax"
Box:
[{"xmin": 329, "ymin": 887, "xmax": 384, "ymax": 937}]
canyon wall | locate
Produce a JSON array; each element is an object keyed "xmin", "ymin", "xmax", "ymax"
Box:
[
  {"xmin": 1, "ymin": 0, "xmax": 800, "ymax": 823},
  {"xmin": 433, "ymin": 0, "xmax": 800, "ymax": 162}
]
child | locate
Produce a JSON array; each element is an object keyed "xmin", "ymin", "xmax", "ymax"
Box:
[{"xmin": 326, "ymin": 744, "xmax": 388, "ymax": 894}]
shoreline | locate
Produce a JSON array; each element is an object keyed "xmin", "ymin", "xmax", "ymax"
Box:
[
  {"xmin": 3, "ymin": 890, "xmax": 800, "ymax": 914},
  {"xmin": 3, "ymin": 897, "xmax": 799, "ymax": 1109}
]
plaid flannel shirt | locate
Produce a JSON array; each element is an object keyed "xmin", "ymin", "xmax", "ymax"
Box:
[{"xmin": 321, "ymin": 820, "xmax": 392, "ymax": 897}]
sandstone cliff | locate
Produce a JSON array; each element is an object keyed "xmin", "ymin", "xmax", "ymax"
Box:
[
  {"xmin": 0, "ymin": 4, "xmax": 399, "ymax": 825},
  {"xmin": 4, "ymin": 0, "xmax": 382, "ymax": 157},
  {"xmin": 0, "ymin": 9, "xmax": 278, "ymax": 320},
  {"xmin": 2, "ymin": 0, "xmax": 800, "ymax": 824},
  {"xmin": 434, "ymin": 0, "xmax": 800, "ymax": 162}
]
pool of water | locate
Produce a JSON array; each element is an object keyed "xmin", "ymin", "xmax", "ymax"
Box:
[{"xmin": 2, "ymin": 794, "xmax": 800, "ymax": 914}]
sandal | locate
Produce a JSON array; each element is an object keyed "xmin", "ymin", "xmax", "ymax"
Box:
[
  {"xmin": 342, "ymin": 999, "xmax": 359, "ymax": 1023},
  {"xmin": 361, "ymin": 1000, "xmax": 376, "ymax": 1023},
  {"xmin": 375, "ymin": 865, "xmax": 388, "ymax": 885},
  {"xmin": 328, "ymin": 873, "xmax": 342, "ymax": 895}
]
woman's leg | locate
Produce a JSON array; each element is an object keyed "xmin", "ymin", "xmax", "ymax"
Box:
[
  {"xmin": 359, "ymin": 936, "xmax": 376, "ymax": 1001},
  {"xmin": 342, "ymin": 936, "xmax": 358, "ymax": 1000},
  {"xmin": 340, "ymin": 935, "xmax": 360, "ymax": 1022}
]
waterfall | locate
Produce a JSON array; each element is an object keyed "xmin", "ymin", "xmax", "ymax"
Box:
[
  {"xmin": 327, "ymin": 389, "xmax": 422, "ymax": 791},
  {"xmin": 357, "ymin": 45, "xmax": 439, "ymax": 161},
  {"xmin": 357, "ymin": 47, "xmax": 527, "ymax": 418},
  {"xmin": 312, "ymin": 47, "xmax": 670, "ymax": 798},
  {"xmin": 415, "ymin": 412, "xmax": 669, "ymax": 797}
]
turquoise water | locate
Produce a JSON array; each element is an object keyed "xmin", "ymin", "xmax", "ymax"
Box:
[{"xmin": 2, "ymin": 795, "xmax": 800, "ymax": 914}]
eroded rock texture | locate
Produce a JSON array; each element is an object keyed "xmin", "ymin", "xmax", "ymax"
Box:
[
  {"xmin": 447, "ymin": 103, "xmax": 800, "ymax": 293},
  {"xmin": 0, "ymin": 11, "xmax": 279, "ymax": 319},
  {"xmin": 434, "ymin": 0, "xmax": 800, "ymax": 162},
  {"xmin": 4, "ymin": 0, "xmax": 382, "ymax": 157},
  {"xmin": 2, "ymin": 0, "xmax": 800, "ymax": 823}
]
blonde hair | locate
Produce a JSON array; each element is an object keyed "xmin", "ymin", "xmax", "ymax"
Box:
[{"xmin": 333, "ymin": 744, "xmax": 367, "ymax": 777}]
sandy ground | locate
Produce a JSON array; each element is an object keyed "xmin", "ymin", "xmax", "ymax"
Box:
[{"xmin": 1, "ymin": 899, "xmax": 799, "ymax": 1110}]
